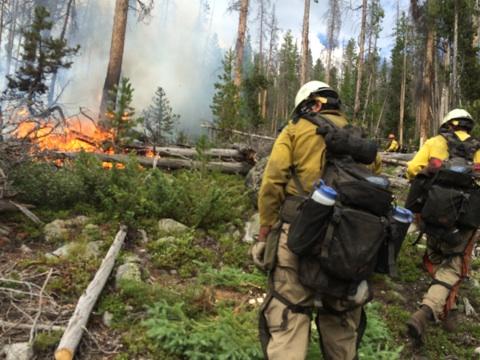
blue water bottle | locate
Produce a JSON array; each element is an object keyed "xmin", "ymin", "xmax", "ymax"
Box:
[{"xmin": 311, "ymin": 181, "xmax": 337, "ymax": 206}]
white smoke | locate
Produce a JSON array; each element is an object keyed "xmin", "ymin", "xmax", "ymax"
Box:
[{"xmin": 59, "ymin": 0, "xmax": 223, "ymax": 134}]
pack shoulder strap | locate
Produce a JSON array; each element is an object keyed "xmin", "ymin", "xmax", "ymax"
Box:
[
  {"xmin": 289, "ymin": 166, "xmax": 308, "ymax": 197},
  {"xmin": 441, "ymin": 132, "xmax": 480, "ymax": 162}
]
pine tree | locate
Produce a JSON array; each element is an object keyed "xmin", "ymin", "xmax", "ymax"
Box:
[
  {"xmin": 5, "ymin": 6, "xmax": 79, "ymax": 108},
  {"xmin": 211, "ymin": 49, "xmax": 242, "ymax": 132},
  {"xmin": 242, "ymin": 55, "xmax": 269, "ymax": 129},
  {"xmin": 312, "ymin": 58, "xmax": 326, "ymax": 81},
  {"xmin": 277, "ymin": 31, "xmax": 300, "ymax": 120},
  {"xmin": 142, "ymin": 87, "xmax": 180, "ymax": 149},
  {"xmin": 339, "ymin": 38, "xmax": 357, "ymax": 118},
  {"xmin": 106, "ymin": 77, "xmax": 138, "ymax": 151}
]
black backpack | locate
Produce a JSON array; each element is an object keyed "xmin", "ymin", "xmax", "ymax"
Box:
[
  {"xmin": 286, "ymin": 113, "xmax": 406, "ymax": 300},
  {"xmin": 405, "ymin": 132, "xmax": 480, "ymax": 245}
]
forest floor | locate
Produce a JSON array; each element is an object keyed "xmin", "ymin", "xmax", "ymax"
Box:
[{"xmin": 1, "ymin": 162, "xmax": 480, "ymax": 360}]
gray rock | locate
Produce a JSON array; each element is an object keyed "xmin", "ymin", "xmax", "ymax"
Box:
[
  {"xmin": 158, "ymin": 218, "xmax": 188, "ymax": 233},
  {"xmin": 66, "ymin": 215, "xmax": 90, "ymax": 227},
  {"xmin": 20, "ymin": 245, "xmax": 32, "ymax": 254},
  {"xmin": 243, "ymin": 213, "xmax": 260, "ymax": 243},
  {"xmin": 2, "ymin": 342, "xmax": 33, "ymax": 360},
  {"xmin": 44, "ymin": 220, "xmax": 69, "ymax": 242},
  {"xmin": 103, "ymin": 311, "xmax": 114, "ymax": 327},
  {"xmin": 85, "ymin": 241, "xmax": 102, "ymax": 258},
  {"xmin": 124, "ymin": 254, "xmax": 141, "ymax": 264},
  {"xmin": 52, "ymin": 242, "xmax": 76, "ymax": 258},
  {"xmin": 474, "ymin": 346, "xmax": 480, "ymax": 355},
  {"xmin": 116, "ymin": 263, "xmax": 142, "ymax": 288},
  {"xmin": 52, "ymin": 241, "xmax": 102, "ymax": 258},
  {"xmin": 245, "ymin": 157, "xmax": 268, "ymax": 207},
  {"xmin": 155, "ymin": 236, "xmax": 177, "ymax": 245},
  {"xmin": 81, "ymin": 224, "xmax": 101, "ymax": 241},
  {"xmin": 170, "ymin": 269, "xmax": 178, "ymax": 275}
]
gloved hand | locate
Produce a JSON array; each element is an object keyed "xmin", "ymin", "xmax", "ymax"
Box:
[{"xmin": 250, "ymin": 241, "xmax": 266, "ymax": 269}]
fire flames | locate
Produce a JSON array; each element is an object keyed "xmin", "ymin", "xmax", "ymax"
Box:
[{"xmin": 14, "ymin": 116, "xmax": 128, "ymax": 168}]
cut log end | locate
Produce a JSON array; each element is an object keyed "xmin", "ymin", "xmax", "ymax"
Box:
[{"xmin": 54, "ymin": 348, "xmax": 73, "ymax": 360}]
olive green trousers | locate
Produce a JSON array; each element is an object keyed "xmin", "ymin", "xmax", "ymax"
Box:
[{"xmin": 260, "ymin": 224, "xmax": 364, "ymax": 360}]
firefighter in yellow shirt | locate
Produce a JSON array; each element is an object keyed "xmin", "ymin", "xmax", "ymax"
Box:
[
  {"xmin": 406, "ymin": 108, "xmax": 480, "ymax": 343},
  {"xmin": 251, "ymin": 81, "xmax": 381, "ymax": 360},
  {"xmin": 385, "ymin": 134, "xmax": 399, "ymax": 152}
]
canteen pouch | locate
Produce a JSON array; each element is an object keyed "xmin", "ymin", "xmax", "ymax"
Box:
[
  {"xmin": 336, "ymin": 180, "xmax": 393, "ymax": 216},
  {"xmin": 375, "ymin": 217, "xmax": 410, "ymax": 275},
  {"xmin": 457, "ymin": 188, "xmax": 480, "ymax": 228},
  {"xmin": 421, "ymin": 185, "xmax": 465, "ymax": 228},
  {"xmin": 262, "ymin": 221, "xmax": 283, "ymax": 272},
  {"xmin": 287, "ymin": 198, "xmax": 333, "ymax": 256},
  {"xmin": 319, "ymin": 206, "xmax": 387, "ymax": 282}
]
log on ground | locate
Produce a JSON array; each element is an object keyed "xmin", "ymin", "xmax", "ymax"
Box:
[
  {"xmin": 51, "ymin": 152, "xmax": 253, "ymax": 175},
  {"xmin": 54, "ymin": 226, "xmax": 128, "ymax": 360}
]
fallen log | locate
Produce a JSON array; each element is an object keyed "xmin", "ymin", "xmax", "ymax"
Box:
[
  {"xmin": 201, "ymin": 123, "xmax": 276, "ymax": 141},
  {"xmin": 131, "ymin": 146, "xmax": 256, "ymax": 163},
  {"xmin": 0, "ymin": 320, "xmax": 65, "ymax": 332},
  {"xmin": 381, "ymin": 158, "xmax": 408, "ymax": 167},
  {"xmin": 54, "ymin": 226, "xmax": 127, "ymax": 360},
  {"xmin": 0, "ymin": 200, "xmax": 34, "ymax": 212},
  {"xmin": 51, "ymin": 152, "xmax": 252, "ymax": 175},
  {"xmin": 379, "ymin": 152, "xmax": 414, "ymax": 161}
]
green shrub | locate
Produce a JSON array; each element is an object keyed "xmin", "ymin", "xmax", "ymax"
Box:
[
  {"xmin": 11, "ymin": 153, "xmax": 251, "ymax": 229},
  {"xmin": 144, "ymin": 301, "xmax": 263, "ymax": 359}
]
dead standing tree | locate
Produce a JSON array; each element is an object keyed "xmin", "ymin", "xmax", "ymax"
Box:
[
  {"xmin": 233, "ymin": 0, "xmax": 250, "ymax": 87},
  {"xmin": 99, "ymin": 0, "xmax": 153, "ymax": 124}
]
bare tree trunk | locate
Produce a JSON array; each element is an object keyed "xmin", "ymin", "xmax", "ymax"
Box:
[
  {"xmin": 48, "ymin": 0, "xmax": 75, "ymax": 106},
  {"xmin": 300, "ymin": 0, "xmax": 311, "ymax": 85},
  {"xmin": 399, "ymin": 32, "xmax": 407, "ymax": 147},
  {"xmin": 6, "ymin": 0, "xmax": 18, "ymax": 76},
  {"xmin": 353, "ymin": 0, "xmax": 368, "ymax": 120},
  {"xmin": 0, "ymin": 0, "xmax": 6, "ymax": 59},
  {"xmin": 325, "ymin": 0, "xmax": 341, "ymax": 84},
  {"xmin": 234, "ymin": 0, "xmax": 249, "ymax": 87},
  {"xmin": 99, "ymin": 0, "xmax": 129, "ymax": 122},
  {"xmin": 419, "ymin": 28, "xmax": 434, "ymax": 145},
  {"xmin": 452, "ymin": 0, "xmax": 458, "ymax": 105}
]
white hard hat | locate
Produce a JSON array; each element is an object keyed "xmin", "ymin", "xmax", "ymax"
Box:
[
  {"xmin": 441, "ymin": 108, "xmax": 473, "ymax": 126},
  {"xmin": 294, "ymin": 81, "xmax": 335, "ymax": 109}
]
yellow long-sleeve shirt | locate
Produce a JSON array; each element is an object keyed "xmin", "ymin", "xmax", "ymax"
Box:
[
  {"xmin": 386, "ymin": 139, "xmax": 399, "ymax": 152},
  {"xmin": 258, "ymin": 110, "xmax": 381, "ymax": 227},
  {"xmin": 406, "ymin": 130, "xmax": 480, "ymax": 180}
]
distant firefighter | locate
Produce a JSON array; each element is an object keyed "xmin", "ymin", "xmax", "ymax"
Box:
[{"xmin": 385, "ymin": 133, "xmax": 399, "ymax": 152}]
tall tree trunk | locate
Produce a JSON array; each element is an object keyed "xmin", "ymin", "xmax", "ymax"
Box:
[
  {"xmin": 419, "ymin": 27, "xmax": 434, "ymax": 145},
  {"xmin": 6, "ymin": 0, "xmax": 18, "ymax": 76},
  {"xmin": 234, "ymin": 0, "xmax": 249, "ymax": 87},
  {"xmin": 399, "ymin": 32, "xmax": 407, "ymax": 147},
  {"xmin": 0, "ymin": 0, "xmax": 6, "ymax": 60},
  {"xmin": 300, "ymin": 0, "xmax": 311, "ymax": 85},
  {"xmin": 48, "ymin": 0, "xmax": 75, "ymax": 106},
  {"xmin": 325, "ymin": 0, "xmax": 341, "ymax": 84},
  {"xmin": 452, "ymin": 0, "xmax": 458, "ymax": 105},
  {"xmin": 353, "ymin": 0, "xmax": 368, "ymax": 120},
  {"xmin": 99, "ymin": 0, "xmax": 129, "ymax": 122}
]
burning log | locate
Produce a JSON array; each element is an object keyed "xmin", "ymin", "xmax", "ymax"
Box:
[
  {"xmin": 52, "ymin": 151, "xmax": 253, "ymax": 175},
  {"xmin": 126, "ymin": 146, "xmax": 256, "ymax": 164},
  {"xmin": 54, "ymin": 226, "xmax": 127, "ymax": 360}
]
